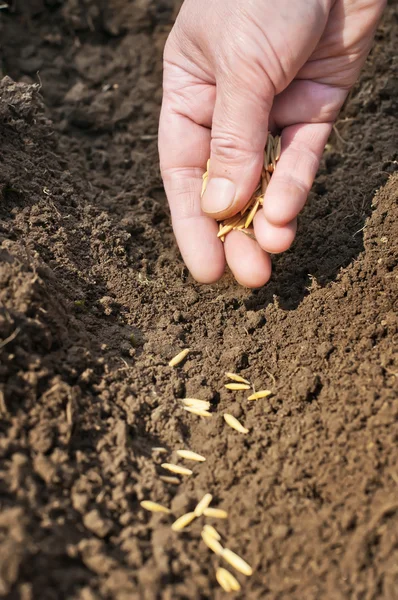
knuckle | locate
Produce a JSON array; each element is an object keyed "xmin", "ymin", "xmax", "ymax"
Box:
[{"xmin": 210, "ymin": 134, "xmax": 254, "ymax": 164}]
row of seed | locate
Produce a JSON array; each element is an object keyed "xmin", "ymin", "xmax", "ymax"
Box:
[
  {"xmin": 142, "ymin": 348, "xmax": 272, "ymax": 592},
  {"xmin": 200, "ymin": 133, "xmax": 281, "ymax": 241}
]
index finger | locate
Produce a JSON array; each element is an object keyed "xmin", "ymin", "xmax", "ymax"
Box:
[{"xmin": 159, "ymin": 87, "xmax": 225, "ymax": 284}]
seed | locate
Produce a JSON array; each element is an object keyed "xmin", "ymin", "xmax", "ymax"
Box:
[
  {"xmin": 224, "ymin": 383, "xmax": 251, "ymax": 391},
  {"xmin": 194, "ymin": 493, "xmax": 213, "ymax": 517},
  {"xmin": 206, "ymin": 159, "xmax": 210, "ymax": 171},
  {"xmin": 201, "ymin": 530, "xmax": 224, "ymax": 555},
  {"xmin": 225, "ymin": 372, "xmax": 250, "ymax": 385},
  {"xmin": 181, "ymin": 398, "xmax": 211, "ymax": 410},
  {"xmin": 203, "ymin": 507, "xmax": 228, "ymax": 519},
  {"xmin": 171, "ymin": 511, "xmax": 197, "ymax": 532},
  {"xmin": 245, "ymin": 197, "xmax": 260, "ymax": 229},
  {"xmin": 140, "ymin": 501, "xmax": 171, "ymax": 514},
  {"xmin": 152, "ymin": 447, "xmax": 168, "ymax": 453},
  {"xmin": 265, "ymin": 134, "xmax": 273, "ymax": 167},
  {"xmin": 216, "ymin": 567, "xmax": 241, "ymax": 592},
  {"xmin": 159, "ymin": 476, "xmax": 180, "ymax": 485},
  {"xmin": 274, "ymin": 135, "xmax": 281, "ymax": 161},
  {"xmin": 261, "ymin": 174, "xmax": 268, "ymax": 194},
  {"xmin": 183, "ymin": 406, "xmax": 212, "ymax": 418},
  {"xmin": 222, "ymin": 549, "xmax": 253, "ymax": 576},
  {"xmin": 176, "ymin": 449, "xmax": 206, "ymax": 462},
  {"xmin": 223, "ymin": 414, "xmax": 249, "ymax": 434},
  {"xmin": 247, "ymin": 390, "xmax": 272, "ymax": 401},
  {"xmin": 161, "ymin": 463, "xmax": 193, "ymax": 476},
  {"xmin": 203, "ymin": 524, "xmax": 221, "ymax": 541},
  {"xmin": 240, "ymin": 196, "xmax": 255, "ymax": 215},
  {"xmin": 217, "ymin": 224, "xmax": 234, "ymax": 238},
  {"xmin": 168, "ymin": 348, "xmax": 190, "ymax": 367}
]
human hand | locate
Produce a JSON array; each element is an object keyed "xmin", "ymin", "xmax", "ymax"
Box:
[{"xmin": 159, "ymin": 0, "xmax": 385, "ymax": 287}]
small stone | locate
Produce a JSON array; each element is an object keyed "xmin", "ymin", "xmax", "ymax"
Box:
[{"xmin": 83, "ymin": 510, "xmax": 112, "ymax": 538}]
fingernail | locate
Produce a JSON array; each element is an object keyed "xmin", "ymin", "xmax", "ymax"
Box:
[{"xmin": 201, "ymin": 178, "xmax": 236, "ymax": 214}]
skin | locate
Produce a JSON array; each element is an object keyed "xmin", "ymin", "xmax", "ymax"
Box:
[{"xmin": 159, "ymin": 0, "xmax": 386, "ymax": 287}]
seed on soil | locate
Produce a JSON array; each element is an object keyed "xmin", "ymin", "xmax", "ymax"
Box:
[
  {"xmin": 171, "ymin": 511, "xmax": 197, "ymax": 532},
  {"xmin": 216, "ymin": 568, "xmax": 241, "ymax": 593},
  {"xmin": 159, "ymin": 476, "xmax": 181, "ymax": 485},
  {"xmin": 224, "ymin": 383, "xmax": 251, "ymax": 391},
  {"xmin": 176, "ymin": 449, "xmax": 206, "ymax": 462},
  {"xmin": 203, "ymin": 507, "xmax": 228, "ymax": 519},
  {"xmin": 152, "ymin": 447, "xmax": 168, "ymax": 453},
  {"xmin": 183, "ymin": 407, "xmax": 212, "ymax": 418},
  {"xmin": 161, "ymin": 463, "xmax": 193, "ymax": 476},
  {"xmin": 201, "ymin": 529, "xmax": 224, "ymax": 555},
  {"xmin": 203, "ymin": 524, "xmax": 221, "ymax": 541},
  {"xmin": 222, "ymin": 549, "xmax": 253, "ymax": 576},
  {"xmin": 247, "ymin": 390, "xmax": 272, "ymax": 401},
  {"xmin": 194, "ymin": 493, "xmax": 213, "ymax": 517},
  {"xmin": 181, "ymin": 398, "xmax": 211, "ymax": 410},
  {"xmin": 223, "ymin": 414, "xmax": 249, "ymax": 434},
  {"xmin": 168, "ymin": 348, "xmax": 190, "ymax": 367},
  {"xmin": 140, "ymin": 501, "xmax": 171, "ymax": 514},
  {"xmin": 225, "ymin": 372, "xmax": 250, "ymax": 385}
]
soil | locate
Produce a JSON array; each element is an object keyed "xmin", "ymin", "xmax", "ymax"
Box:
[{"xmin": 0, "ymin": 1, "xmax": 397, "ymax": 599}]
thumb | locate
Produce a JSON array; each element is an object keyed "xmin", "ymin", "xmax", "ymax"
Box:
[{"xmin": 201, "ymin": 73, "xmax": 273, "ymax": 219}]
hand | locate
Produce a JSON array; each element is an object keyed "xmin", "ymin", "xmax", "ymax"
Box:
[{"xmin": 159, "ymin": 0, "xmax": 385, "ymax": 287}]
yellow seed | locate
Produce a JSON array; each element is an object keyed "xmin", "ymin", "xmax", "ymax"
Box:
[
  {"xmin": 240, "ymin": 196, "xmax": 255, "ymax": 216},
  {"xmin": 244, "ymin": 198, "xmax": 260, "ymax": 229},
  {"xmin": 151, "ymin": 447, "xmax": 168, "ymax": 453},
  {"xmin": 183, "ymin": 407, "xmax": 212, "ymax": 418},
  {"xmin": 140, "ymin": 501, "xmax": 171, "ymax": 514},
  {"xmin": 161, "ymin": 463, "xmax": 193, "ymax": 476},
  {"xmin": 247, "ymin": 390, "xmax": 272, "ymax": 401},
  {"xmin": 223, "ymin": 414, "xmax": 249, "ymax": 434},
  {"xmin": 274, "ymin": 135, "xmax": 281, "ymax": 161},
  {"xmin": 159, "ymin": 476, "xmax": 180, "ymax": 485},
  {"xmin": 203, "ymin": 524, "xmax": 221, "ymax": 541},
  {"xmin": 216, "ymin": 567, "xmax": 241, "ymax": 592},
  {"xmin": 225, "ymin": 372, "xmax": 250, "ymax": 385},
  {"xmin": 176, "ymin": 449, "xmax": 206, "ymax": 462},
  {"xmin": 203, "ymin": 507, "xmax": 228, "ymax": 519},
  {"xmin": 217, "ymin": 224, "xmax": 234, "ymax": 238},
  {"xmin": 201, "ymin": 530, "xmax": 224, "ymax": 555},
  {"xmin": 171, "ymin": 511, "xmax": 197, "ymax": 532},
  {"xmin": 224, "ymin": 383, "xmax": 251, "ymax": 391},
  {"xmin": 181, "ymin": 398, "xmax": 211, "ymax": 410},
  {"xmin": 194, "ymin": 493, "xmax": 213, "ymax": 517},
  {"xmin": 202, "ymin": 171, "xmax": 208, "ymax": 180},
  {"xmin": 206, "ymin": 158, "xmax": 210, "ymax": 170},
  {"xmin": 222, "ymin": 549, "xmax": 253, "ymax": 576},
  {"xmin": 168, "ymin": 348, "xmax": 190, "ymax": 367}
]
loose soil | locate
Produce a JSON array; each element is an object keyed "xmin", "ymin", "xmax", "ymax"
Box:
[{"xmin": 0, "ymin": 2, "xmax": 397, "ymax": 599}]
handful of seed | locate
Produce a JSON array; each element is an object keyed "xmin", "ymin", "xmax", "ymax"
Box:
[{"xmin": 201, "ymin": 132, "xmax": 281, "ymax": 241}]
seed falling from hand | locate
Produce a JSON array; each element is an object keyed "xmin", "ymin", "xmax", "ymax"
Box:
[
  {"xmin": 223, "ymin": 414, "xmax": 249, "ymax": 434},
  {"xmin": 194, "ymin": 493, "xmax": 213, "ymax": 517},
  {"xmin": 176, "ymin": 449, "xmax": 206, "ymax": 462},
  {"xmin": 203, "ymin": 507, "xmax": 228, "ymax": 519},
  {"xmin": 161, "ymin": 463, "xmax": 193, "ymax": 476},
  {"xmin": 224, "ymin": 383, "xmax": 251, "ymax": 391},
  {"xmin": 222, "ymin": 549, "xmax": 253, "ymax": 576},
  {"xmin": 216, "ymin": 568, "xmax": 241, "ymax": 593},
  {"xmin": 168, "ymin": 348, "xmax": 190, "ymax": 367},
  {"xmin": 140, "ymin": 501, "xmax": 171, "ymax": 514},
  {"xmin": 201, "ymin": 530, "xmax": 224, "ymax": 555},
  {"xmin": 225, "ymin": 372, "xmax": 250, "ymax": 385},
  {"xmin": 247, "ymin": 390, "xmax": 272, "ymax": 401},
  {"xmin": 171, "ymin": 511, "xmax": 197, "ymax": 532}
]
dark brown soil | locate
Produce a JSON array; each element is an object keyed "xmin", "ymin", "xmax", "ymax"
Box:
[{"xmin": 0, "ymin": 2, "xmax": 397, "ymax": 599}]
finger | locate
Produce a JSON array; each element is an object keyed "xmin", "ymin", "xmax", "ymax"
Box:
[
  {"xmin": 271, "ymin": 80, "xmax": 347, "ymax": 128},
  {"xmin": 259, "ymin": 122, "xmax": 332, "ymax": 228},
  {"xmin": 253, "ymin": 215, "xmax": 297, "ymax": 254},
  {"xmin": 159, "ymin": 96, "xmax": 225, "ymax": 283},
  {"xmin": 201, "ymin": 71, "xmax": 273, "ymax": 220},
  {"xmin": 224, "ymin": 230, "xmax": 272, "ymax": 289}
]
